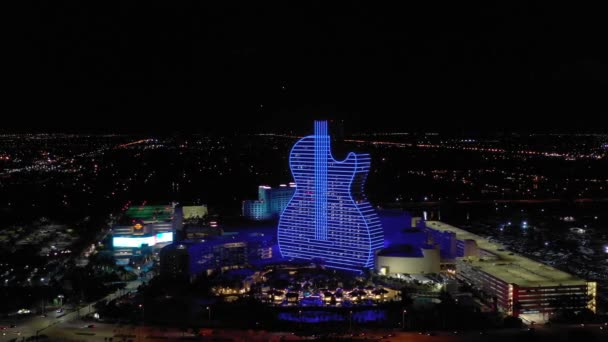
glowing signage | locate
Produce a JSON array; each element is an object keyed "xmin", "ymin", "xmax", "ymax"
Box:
[
  {"xmin": 277, "ymin": 120, "xmax": 384, "ymax": 271},
  {"xmin": 113, "ymin": 232, "xmax": 173, "ymax": 248},
  {"xmin": 132, "ymin": 222, "xmax": 145, "ymax": 235}
]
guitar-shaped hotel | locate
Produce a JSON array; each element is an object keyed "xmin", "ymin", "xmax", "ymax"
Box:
[{"xmin": 278, "ymin": 120, "xmax": 384, "ymax": 272}]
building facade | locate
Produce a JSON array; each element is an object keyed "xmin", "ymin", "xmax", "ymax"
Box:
[
  {"xmin": 160, "ymin": 233, "xmax": 274, "ymax": 280},
  {"xmin": 376, "ymin": 246, "xmax": 440, "ymax": 275},
  {"xmin": 242, "ymin": 184, "xmax": 296, "ymax": 221}
]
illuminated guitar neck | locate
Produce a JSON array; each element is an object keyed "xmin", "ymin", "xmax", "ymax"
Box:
[{"xmin": 314, "ymin": 120, "xmax": 329, "ymax": 241}]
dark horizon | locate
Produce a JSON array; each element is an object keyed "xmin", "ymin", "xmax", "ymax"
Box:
[
  {"xmin": 2, "ymin": 122, "xmax": 607, "ymax": 135},
  {"xmin": 10, "ymin": 2, "xmax": 608, "ymax": 132}
]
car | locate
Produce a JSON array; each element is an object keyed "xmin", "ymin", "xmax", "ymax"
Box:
[
  {"xmin": 87, "ymin": 324, "xmax": 95, "ymax": 329},
  {"xmin": 9, "ymin": 324, "xmax": 16, "ymax": 328},
  {"xmin": 56, "ymin": 308, "xmax": 64, "ymax": 313}
]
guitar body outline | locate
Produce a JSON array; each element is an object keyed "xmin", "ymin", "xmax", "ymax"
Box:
[{"xmin": 277, "ymin": 121, "xmax": 384, "ymax": 271}]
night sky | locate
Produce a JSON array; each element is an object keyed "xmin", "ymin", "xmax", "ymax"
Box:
[{"xmin": 11, "ymin": 2, "xmax": 608, "ymax": 132}]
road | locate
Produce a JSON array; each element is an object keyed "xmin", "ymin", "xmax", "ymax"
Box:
[
  {"xmin": 0, "ymin": 278, "xmax": 142, "ymax": 341},
  {"xmin": 3, "ymin": 319, "xmax": 606, "ymax": 342}
]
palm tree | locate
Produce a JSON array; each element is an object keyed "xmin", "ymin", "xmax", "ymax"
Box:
[{"xmin": 399, "ymin": 287, "xmax": 414, "ymax": 308}]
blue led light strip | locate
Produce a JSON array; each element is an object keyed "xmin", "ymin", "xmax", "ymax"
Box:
[{"xmin": 314, "ymin": 120, "xmax": 329, "ymax": 241}]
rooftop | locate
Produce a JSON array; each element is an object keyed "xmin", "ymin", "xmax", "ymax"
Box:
[
  {"xmin": 426, "ymin": 221, "xmax": 588, "ymax": 287},
  {"xmin": 124, "ymin": 205, "xmax": 173, "ymax": 223}
]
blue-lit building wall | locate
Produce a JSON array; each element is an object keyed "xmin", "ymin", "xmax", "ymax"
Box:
[
  {"xmin": 269, "ymin": 186, "xmax": 295, "ymax": 215},
  {"xmin": 278, "ymin": 121, "xmax": 384, "ymax": 271},
  {"xmin": 242, "ymin": 184, "xmax": 296, "ymax": 221},
  {"xmin": 160, "ymin": 233, "xmax": 274, "ymax": 280},
  {"xmin": 425, "ymin": 228, "xmax": 457, "ymax": 259},
  {"xmin": 242, "ymin": 199, "xmax": 271, "ymax": 221}
]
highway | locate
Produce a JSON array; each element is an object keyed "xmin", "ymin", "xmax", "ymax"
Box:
[
  {"xmin": 1, "ymin": 278, "xmax": 142, "ymax": 341},
  {"xmin": 2, "ymin": 314, "xmax": 606, "ymax": 342}
]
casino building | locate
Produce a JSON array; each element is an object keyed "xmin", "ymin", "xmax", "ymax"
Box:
[{"xmin": 112, "ymin": 204, "xmax": 177, "ymax": 264}]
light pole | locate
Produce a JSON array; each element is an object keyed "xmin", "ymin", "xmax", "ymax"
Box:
[
  {"xmin": 298, "ymin": 310, "xmax": 302, "ymax": 329},
  {"xmin": 206, "ymin": 306, "xmax": 211, "ymax": 321},
  {"xmin": 349, "ymin": 311, "xmax": 353, "ymax": 332},
  {"xmin": 77, "ymin": 299, "xmax": 81, "ymax": 318},
  {"xmin": 41, "ymin": 293, "xmax": 46, "ymax": 316},
  {"xmin": 139, "ymin": 304, "xmax": 145, "ymax": 325},
  {"xmin": 402, "ymin": 309, "xmax": 407, "ymax": 330},
  {"xmin": 58, "ymin": 294, "xmax": 64, "ymax": 308}
]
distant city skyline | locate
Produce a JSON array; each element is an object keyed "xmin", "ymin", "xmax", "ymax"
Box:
[{"xmin": 2, "ymin": 116, "xmax": 607, "ymax": 134}]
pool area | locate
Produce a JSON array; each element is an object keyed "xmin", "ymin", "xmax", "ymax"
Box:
[{"xmin": 278, "ymin": 309, "xmax": 387, "ymax": 323}]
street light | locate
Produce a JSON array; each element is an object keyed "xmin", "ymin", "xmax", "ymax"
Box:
[
  {"xmin": 206, "ymin": 306, "xmax": 211, "ymax": 321},
  {"xmin": 139, "ymin": 304, "xmax": 145, "ymax": 325},
  {"xmin": 349, "ymin": 310, "xmax": 353, "ymax": 332},
  {"xmin": 137, "ymin": 304, "xmax": 145, "ymax": 342},
  {"xmin": 402, "ymin": 309, "xmax": 407, "ymax": 330}
]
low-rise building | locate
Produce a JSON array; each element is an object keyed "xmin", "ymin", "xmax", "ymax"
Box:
[
  {"xmin": 425, "ymin": 221, "xmax": 596, "ymax": 321},
  {"xmin": 160, "ymin": 232, "xmax": 274, "ymax": 281}
]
